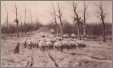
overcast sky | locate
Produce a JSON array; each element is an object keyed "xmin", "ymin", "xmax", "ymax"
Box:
[{"xmin": 1, "ymin": 1, "xmax": 112, "ymax": 25}]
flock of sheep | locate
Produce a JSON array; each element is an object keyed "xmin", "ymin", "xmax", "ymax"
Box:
[{"xmin": 22, "ymin": 34, "xmax": 86, "ymax": 51}]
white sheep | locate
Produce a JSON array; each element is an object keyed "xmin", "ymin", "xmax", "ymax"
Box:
[
  {"xmin": 76, "ymin": 40, "xmax": 86, "ymax": 48},
  {"xmin": 30, "ymin": 39, "xmax": 38, "ymax": 48},
  {"xmin": 38, "ymin": 40, "xmax": 48, "ymax": 50},
  {"xmin": 69, "ymin": 40, "xmax": 77, "ymax": 49},
  {"xmin": 54, "ymin": 40, "xmax": 62, "ymax": 50},
  {"xmin": 23, "ymin": 39, "xmax": 27, "ymax": 48},
  {"xmin": 62, "ymin": 34, "xmax": 69, "ymax": 38},
  {"xmin": 61, "ymin": 40, "xmax": 70, "ymax": 49},
  {"xmin": 46, "ymin": 40, "xmax": 54, "ymax": 49},
  {"xmin": 38, "ymin": 38, "xmax": 55, "ymax": 50},
  {"xmin": 24, "ymin": 39, "xmax": 31, "ymax": 49},
  {"xmin": 71, "ymin": 33, "xmax": 76, "ymax": 38},
  {"xmin": 55, "ymin": 36, "xmax": 63, "ymax": 41}
]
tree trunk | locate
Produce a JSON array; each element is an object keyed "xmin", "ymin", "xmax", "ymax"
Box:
[
  {"xmin": 73, "ymin": 1, "xmax": 81, "ymax": 40},
  {"xmin": 6, "ymin": 11, "xmax": 9, "ymax": 29},
  {"xmin": 77, "ymin": 22, "xmax": 81, "ymax": 40},
  {"xmin": 99, "ymin": 2, "xmax": 106, "ymax": 42},
  {"xmin": 54, "ymin": 18, "xmax": 59, "ymax": 35},
  {"xmin": 83, "ymin": 0, "xmax": 87, "ymax": 37},
  {"xmin": 57, "ymin": 4, "xmax": 63, "ymax": 36},
  {"xmin": 101, "ymin": 17, "xmax": 106, "ymax": 42},
  {"xmin": 59, "ymin": 16, "xmax": 63, "ymax": 36},
  {"xmin": 15, "ymin": 6, "xmax": 19, "ymax": 37}
]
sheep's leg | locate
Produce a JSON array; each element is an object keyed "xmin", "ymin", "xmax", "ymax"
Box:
[
  {"xmin": 24, "ymin": 41, "xmax": 27, "ymax": 48},
  {"xmin": 29, "ymin": 44, "xmax": 32, "ymax": 49},
  {"xmin": 53, "ymin": 46, "xmax": 56, "ymax": 50},
  {"xmin": 33, "ymin": 44, "xmax": 36, "ymax": 48},
  {"xmin": 28, "ymin": 45, "xmax": 30, "ymax": 49},
  {"xmin": 36, "ymin": 44, "xmax": 38, "ymax": 48},
  {"xmin": 40, "ymin": 46, "xmax": 43, "ymax": 51},
  {"xmin": 32, "ymin": 44, "xmax": 35, "ymax": 48},
  {"xmin": 67, "ymin": 46, "xmax": 70, "ymax": 49},
  {"xmin": 42, "ymin": 46, "xmax": 46, "ymax": 51},
  {"xmin": 44, "ymin": 46, "xmax": 47, "ymax": 50},
  {"xmin": 55, "ymin": 46, "xmax": 58, "ymax": 50},
  {"xmin": 57, "ymin": 47, "xmax": 59, "ymax": 50},
  {"xmin": 49, "ymin": 45, "xmax": 53, "ymax": 50},
  {"xmin": 58, "ymin": 46, "xmax": 62, "ymax": 51},
  {"xmin": 24, "ymin": 44, "xmax": 26, "ymax": 48}
]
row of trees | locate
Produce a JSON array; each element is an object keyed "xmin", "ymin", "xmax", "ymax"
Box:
[
  {"xmin": 2, "ymin": 1, "xmax": 107, "ymax": 42},
  {"xmin": 2, "ymin": 4, "xmax": 42, "ymax": 36},
  {"xmin": 50, "ymin": 1, "xmax": 107, "ymax": 42}
]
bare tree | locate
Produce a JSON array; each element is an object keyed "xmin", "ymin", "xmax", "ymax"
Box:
[
  {"xmin": 51, "ymin": 3, "xmax": 59, "ymax": 35},
  {"xmin": 14, "ymin": 4, "xmax": 19, "ymax": 37},
  {"xmin": 24, "ymin": 7, "xmax": 27, "ymax": 34},
  {"xmin": 5, "ymin": 6, "xmax": 9, "ymax": 28},
  {"xmin": 29, "ymin": 9, "xmax": 33, "ymax": 24},
  {"xmin": 98, "ymin": 2, "xmax": 106, "ymax": 42},
  {"xmin": 24, "ymin": 8, "xmax": 27, "ymax": 24},
  {"xmin": 19, "ymin": 13, "xmax": 23, "ymax": 33},
  {"xmin": 83, "ymin": 0, "xmax": 87, "ymax": 37},
  {"xmin": 57, "ymin": 3, "xmax": 64, "ymax": 36},
  {"xmin": 72, "ymin": 1, "xmax": 82, "ymax": 40}
]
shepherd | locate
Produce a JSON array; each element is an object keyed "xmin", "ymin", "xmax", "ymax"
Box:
[{"xmin": 14, "ymin": 42, "xmax": 20, "ymax": 54}]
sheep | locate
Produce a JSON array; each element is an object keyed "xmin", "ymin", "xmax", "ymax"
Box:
[
  {"xmin": 38, "ymin": 40, "xmax": 47, "ymax": 51},
  {"xmin": 39, "ymin": 38, "xmax": 56, "ymax": 50},
  {"xmin": 23, "ymin": 39, "xmax": 30, "ymax": 48},
  {"xmin": 76, "ymin": 40, "xmax": 86, "ymax": 48},
  {"xmin": 59, "ymin": 39, "xmax": 77, "ymax": 50},
  {"xmin": 28, "ymin": 41, "xmax": 33, "ymax": 49},
  {"xmin": 23, "ymin": 39, "xmax": 34, "ymax": 49},
  {"xmin": 23, "ymin": 38, "xmax": 39, "ymax": 49},
  {"xmin": 69, "ymin": 40, "xmax": 77, "ymax": 49},
  {"xmin": 24, "ymin": 39, "xmax": 31, "ymax": 49},
  {"xmin": 54, "ymin": 41, "xmax": 62, "ymax": 50},
  {"xmin": 28, "ymin": 40, "xmax": 33, "ymax": 49},
  {"xmin": 61, "ymin": 40, "xmax": 69, "ymax": 49},
  {"xmin": 53, "ymin": 38, "xmax": 77, "ymax": 50},
  {"xmin": 23, "ymin": 40, "xmax": 27, "ymax": 48},
  {"xmin": 54, "ymin": 36, "xmax": 64, "ymax": 50},
  {"xmin": 30, "ymin": 39, "xmax": 38, "ymax": 48},
  {"xmin": 62, "ymin": 34, "xmax": 69, "ymax": 38},
  {"xmin": 77, "ymin": 43, "xmax": 86, "ymax": 48},
  {"xmin": 46, "ymin": 40, "xmax": 54, "ymax": 49},
  {"xmin": 35, "ymin": 41, "xmax": 39, "ymax": 48},
  {"xmin": 55, "ymin": 36, "xmax": 63, "ymax": 41},
  {"xmin": 70, "ymin": 33, "xmax": 76, "ymax": 38}
]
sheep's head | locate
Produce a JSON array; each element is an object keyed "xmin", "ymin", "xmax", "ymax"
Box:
[{"xmin": 51, "ymin": 40, "xmax": 56, "ymax": 44}]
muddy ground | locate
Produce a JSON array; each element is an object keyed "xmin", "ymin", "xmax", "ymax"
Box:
[{"xmin": 1, "ymin": 30, "xmax": 112, "ymax": 68}]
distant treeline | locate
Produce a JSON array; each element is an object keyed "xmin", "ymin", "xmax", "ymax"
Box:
[
  {"xmin": 1, "ymin": 22, "xmax": 42, "ymax": 34},
  {"xmin": 47, "ymin": 22, "xmax": 112, "ymax": 36},
  {"xmin": 1, "ymin": 22, "xmax": 112, "ymax": 36}
]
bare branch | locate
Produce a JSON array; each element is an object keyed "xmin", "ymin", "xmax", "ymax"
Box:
[
  {"xmin": 51, "ymin": 3, "xmax": 59, "ymax": 34},
  {"xmin": 83, "ymin": 0, "xmax": 87, "ymax": 37},
  {"xmin": 72, "ymin": 1, "xmax": 82, "ymax": 40},
  {"xmin": 57, "ymin": 2, "xmax": 64, "ymax": 35}
]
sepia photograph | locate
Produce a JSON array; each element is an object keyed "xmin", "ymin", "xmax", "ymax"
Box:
[{"xmin": 0, "ymin": 0, "xmax": 112, "ymax": 68}]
